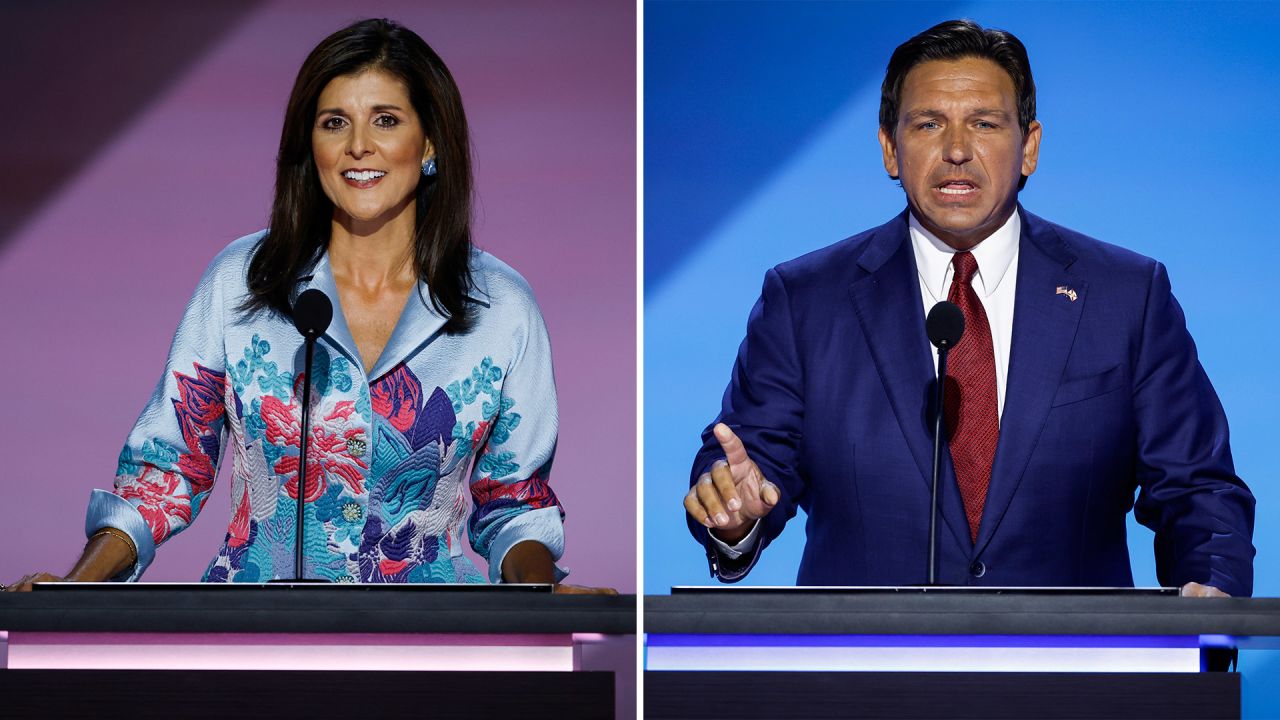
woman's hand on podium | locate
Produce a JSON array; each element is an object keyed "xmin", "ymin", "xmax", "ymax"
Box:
[
  {"xmin": 2, "ymin": 530, "xmax": 135, "ymax": 591},
  {"xmin": 2, "ymin": 572, "xmax": 67, "ymax": 592},
  {"xmin": 501, "ymin": 539, "xmax": 618, "ymax": 595}
]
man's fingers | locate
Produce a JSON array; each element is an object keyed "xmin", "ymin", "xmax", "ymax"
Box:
[
  {"xmin": 710, "ymin": 460, "xmax": 741, "ymax": 512},
  {"xmin": 553, "ymin": 583, "xmax": 619, "ymax": 595},
  {"xmin": 760, "ymin": 481, "xmax": 780, "ymax": 508},
  {"xmin": 1181, "ymin": 581, "xmax": 1230, "ymax": 598},
  {"xmin": 684, "ymin": 480, "xmax": 713, "ymax": 527},
  {"xmin": 695, "ymin": 473, "xmax": 730, "ymax": 527},
  {"xmin": 713, "ymin": 423, "xmax": 751, "ymax": 469}
]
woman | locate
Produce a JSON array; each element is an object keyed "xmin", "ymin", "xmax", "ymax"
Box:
[{"xmin": 4, "ymin": 18, "xmax": 581, "ymax": 590}]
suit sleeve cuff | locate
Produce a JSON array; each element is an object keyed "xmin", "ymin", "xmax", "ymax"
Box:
[
  {"xmin": 487, "ymin": 506, "xmax": 569, "ymax": 584},
  {"xmin": 707, "ymin": 519, "xmax": 762, "ymax": 559},
  {"xmin": 85, "ymin": 489, "xmax": 156, "ymax": 582}
]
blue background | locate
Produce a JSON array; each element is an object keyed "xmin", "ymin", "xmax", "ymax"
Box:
[{"xmin": 644, "ymin": 1, "xmax": 1280, "ymax": 713}]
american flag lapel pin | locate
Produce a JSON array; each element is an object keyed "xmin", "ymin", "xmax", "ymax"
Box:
[{"xmin": 1055, "ymin": 285, "xmax": 1078, "ymax": 302}]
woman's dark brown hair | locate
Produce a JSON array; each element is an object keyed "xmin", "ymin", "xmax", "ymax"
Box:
[{"xmin": 243, "ymin": 18, "xmax": 474, "ymax": 332}]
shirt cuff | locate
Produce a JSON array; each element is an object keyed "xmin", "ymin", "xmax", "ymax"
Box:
[
  {"xmin": 85, "ymin": 489, "xmax": 156, "ymax": 582},
  {"xmin": 487, "ymin": 506, "xmax": 569, "ymax": 584},
  {"xmin": 707, "ymin": 518, "xmax": 762, "ymax": 559}
]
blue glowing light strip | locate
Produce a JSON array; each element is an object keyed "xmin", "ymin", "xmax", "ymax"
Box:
[
  {"xmin": 644, "ymin": 634, "xmax": 1214, "ymax": 672},
  {"xmin": 646, "ymin": 634, "xmax": 1201, "ymax": 648}
]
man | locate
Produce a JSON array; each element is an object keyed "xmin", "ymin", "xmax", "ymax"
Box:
[{"xmin": 682, "ymin": 19, "xmax": 1255, "ymax": 596}]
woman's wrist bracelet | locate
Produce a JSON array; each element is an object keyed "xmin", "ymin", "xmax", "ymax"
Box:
[{"xmin": 90, "ymin": 527, "xmax": 138, "ymax": 569}]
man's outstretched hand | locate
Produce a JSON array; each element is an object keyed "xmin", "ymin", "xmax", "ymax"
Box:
[{"xmin": 684, "ymin": 423, "xmax": 780, "ymax": 545}]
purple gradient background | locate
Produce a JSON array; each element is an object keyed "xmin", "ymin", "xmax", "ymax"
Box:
[{"xmin": 0, "ymin": 1, "xmax": 635, "ymax": 592}]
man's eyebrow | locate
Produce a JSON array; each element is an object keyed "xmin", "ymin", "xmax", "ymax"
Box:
[
  {"xmin": 969, "ymin": 108, "xmax": 1012, "ymax": 119},
  {"xmin": 904, "ymin": 109, "xmax": 947, "ymax": 121},
  {"xmin": 903, "ymin": 108, "xmax": 1013, "ymax": 121}
]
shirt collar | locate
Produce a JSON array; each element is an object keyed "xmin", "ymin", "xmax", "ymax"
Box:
[{"xmin": 909, "ymin": 208, "xmax": 1020, "ymax": 302}]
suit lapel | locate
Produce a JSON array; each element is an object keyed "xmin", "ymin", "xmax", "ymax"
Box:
[
  {"xmin": 302, "ymin": 251, "xmax": 492, "ymax": 384},
  {"xmin": 366, "ymin": 258, "xmax": 491, "ymax": 382},
  {"xmin": 366, "ymin": 287, "xmax": 449, "ymax": 381},
  {"xmin": 975, "ymin": 208, "xmax": 1086, "ymax": 554},
  {"xmin": 848, "ymin": 212, "xmax": 971, "ymax": 553}
]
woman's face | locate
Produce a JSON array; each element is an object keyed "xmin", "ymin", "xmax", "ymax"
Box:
[{"xmin": 312, "ymin": 69, "xmax": 433, "ymax": 230}]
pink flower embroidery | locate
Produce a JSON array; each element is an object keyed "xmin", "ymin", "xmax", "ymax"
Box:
[
  {"xmin": 177, "ymin": 452, "xmax": 215, "ymax": 498},
  {"xmin": 261, "ymin": 394, "xmax": 369, "ymax": 501},
  {"xmin": 118, "ymin": 469, "xmax": 194, "ymax": 545},
  {"xmin": 228, "ymin": 482, "xmax": 252, "ymax": 548},
  {"xmin": 171, "ymin": 363, "xmax": 226, "ymax": 497},
  {"xmin": 471, "ymin": 420, "xmax": 490, "ymax": 447},
  {"xmin": 171, "ymin": 364, "xmax": 226, "ymax": 449},
  {"xmin": 471, "ymin": 464, "xmax": 559, "ymax": 512},
  {"xmin": 379, "ymin": 558, "xmax": 409, "ymax": 576}
]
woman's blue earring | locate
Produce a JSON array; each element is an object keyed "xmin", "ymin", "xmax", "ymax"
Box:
[{"xmin": 422, "ymin": 158, "xmax": 437, "ymax": 177}]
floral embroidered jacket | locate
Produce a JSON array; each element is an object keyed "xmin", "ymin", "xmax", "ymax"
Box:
[{"xmin": 86, "ymin": 231, "xmax": 566, "ymax": 583}]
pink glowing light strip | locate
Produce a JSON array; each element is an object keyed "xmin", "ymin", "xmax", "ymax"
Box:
[{"xmin": 6, "ymin": 632, "xmax": 576, "ymax": 671}]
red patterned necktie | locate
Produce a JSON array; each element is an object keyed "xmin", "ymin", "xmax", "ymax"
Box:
[{"xmin": 944, "ymin": 251, "xmax": 999, "ymax": 543}]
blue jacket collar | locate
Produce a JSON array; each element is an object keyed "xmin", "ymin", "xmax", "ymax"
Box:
[{"xmin": 298, "ymin": 249, "xmax": 490, "ymax": 383}]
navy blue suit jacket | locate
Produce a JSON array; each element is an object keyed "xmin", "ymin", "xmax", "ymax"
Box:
[{"xmin": 691, "ymin": 208, "xmax": 1255, "ymax": 596}]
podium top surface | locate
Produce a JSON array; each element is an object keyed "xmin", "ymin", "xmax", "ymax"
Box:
[
  {"xmin": 0, "ymin": 584, "xmax": 636, "ymax": 635},
  {"xmin": 646, "ymin": 589, "xmax": 1280, "ymax": 636},
  {"xmin": 670, "ymin": 585, "xmax": 1178, "ymax": 595}
]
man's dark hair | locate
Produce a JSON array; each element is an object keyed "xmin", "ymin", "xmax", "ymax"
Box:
[
  {"xmin": 242, "ymin": 18, "xmax": 475, "ymax": 332},
  {"xmin": 879, "ymin": 19, "xmax": 1036, "ymax": 190},
  {"xmin": 879, "ymin": 19, "xmax": 1036, "ymax": 136}
]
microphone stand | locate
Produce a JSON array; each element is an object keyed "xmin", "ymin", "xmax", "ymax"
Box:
[
  {"xmin": 269, "ymin": 288, "xmax": 332, "ymax": 585},
  {"xmin": 928, "ymin": 345, "xmax": 951, "ymax": 587},
  {"xmin": 294, "ymin": 331, "xmax": 317, "ymax": 582}
]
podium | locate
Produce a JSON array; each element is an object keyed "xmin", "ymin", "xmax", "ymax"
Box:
[
  {"xmin": 644, "ymin": 588, "xmax": 1280, "ymax": 719},
  {"xmin": 0, "ymin": 583, "xmax": 635, "ymax": 719}
]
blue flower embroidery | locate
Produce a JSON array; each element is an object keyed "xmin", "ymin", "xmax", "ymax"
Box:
[{"xmin": 228, "ymin": 334, "xmax": 293, "ymax": 398}]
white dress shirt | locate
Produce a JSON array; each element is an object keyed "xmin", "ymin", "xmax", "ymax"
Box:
[
  {"xmin": 909, "ymin": 210, "xmax": 1019, "ymax": 420},
  {"xmin": 711, "ymin": 210, "xmax": 1022, "ymax": 560}
]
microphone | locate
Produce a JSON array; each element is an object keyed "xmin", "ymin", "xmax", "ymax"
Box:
[
  {"xmin": 292, "ymin": 288, "xmax": 333, "ymax": 339},
  {"xmin": 925, "ymin": 301, "xmax": 964, "ymax": 586},
  {"xmin": 287, "ymin": 289, "xmax": 332, "ymax": 583},
  {"xmin": 926, "ymin": 300, "xmax": 964, "ymax": 350}
]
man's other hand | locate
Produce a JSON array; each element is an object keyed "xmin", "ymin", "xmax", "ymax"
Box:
[
  {"xmin": 553, "ymin": 584, "xmax": 620, "ymax": 595},
  {"xmin": 684, "ymin": 423, "xmax": 780, "ymax": 545},
  {"xmin": 1180, "ymin": 582, "xmax": 1230, "ymax": 597}
]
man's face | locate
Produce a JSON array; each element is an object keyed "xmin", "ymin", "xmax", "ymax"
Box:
[{"xmin": 878, "ymin": 56, "xmax": 1041, "ymax": 250}]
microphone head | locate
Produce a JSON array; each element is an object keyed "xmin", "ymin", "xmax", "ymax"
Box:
[
  {"xmin": 292, "ymin": 289, "xmax": 333, "ymax": 338},
  {"xmin": 926, "ymin": 301, "xmax": 965, "ymax": 349}
]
